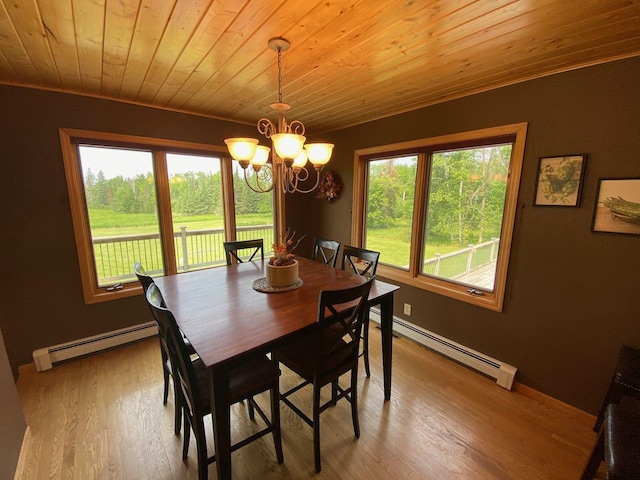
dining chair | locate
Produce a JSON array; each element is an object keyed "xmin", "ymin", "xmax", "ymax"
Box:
[
  {"xmin": 134, "ymin": 261, "xmax": 184, "ymax": 434},
  {"xmin": 341, "ymin": 246, "xmax": 380, "ymax": 378},
  {"xmin": 593, "ymin": 345, "xmax": 640, "ymax": 432},
  {"xmin": 272, "ymin": 277, "xmax": 374, "ymax": 472},
  {"xmin": 581, "ymin": 400, "xmax": 640, "ymax": 479},
  {"xmin": 146, "ymin": 283, "xmax": 284, "ymax": 480},
  {"xmin": 223, "ymin": 238, "xmax": 264, "ymax": 265},
  {"xmin": 311, "ymin": 237, "xmax": 341, "ymax": 267}
]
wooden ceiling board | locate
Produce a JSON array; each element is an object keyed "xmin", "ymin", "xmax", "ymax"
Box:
[
  {"xmin": 72, "ymin": 0, "xmax": 106, "ymax": 93},
  {"xmin": 0, "ymin": 0, "xmax": 638, "ymax": 132},
  {"xmin": 37, "ymin": 0, "xmax": 81, "ymax": 91},
  {"xmin": 119, "ymin": 0, "xmax": 174, "ymax": 98}
]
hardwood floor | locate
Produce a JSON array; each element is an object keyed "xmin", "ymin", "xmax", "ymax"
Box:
[{"xmin": 14, "ymin": 328, "xmax": 601, "ymax": 479}]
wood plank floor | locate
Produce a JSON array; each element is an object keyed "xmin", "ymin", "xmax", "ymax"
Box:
[{"xmin": 14, "ymin": 328, "xmax": 602, "ymax": 479}]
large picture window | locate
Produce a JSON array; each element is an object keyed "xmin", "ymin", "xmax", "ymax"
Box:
[
  {"xmin": 352, "ymin": 123, "xmax": 527, "ymax": 311},
  {"xmin": 61, "ymin": 129, "xmax": 274, "ymax": 304}
]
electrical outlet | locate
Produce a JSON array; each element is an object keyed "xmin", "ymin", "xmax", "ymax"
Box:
[{"xmin": 403, "ymin": 303, "xmax": 411, "ymax": 316}]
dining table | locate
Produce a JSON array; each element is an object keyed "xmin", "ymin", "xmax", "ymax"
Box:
[{"xmin": 154, "ymin": 256, "xmax": 399, "ymax": 480}]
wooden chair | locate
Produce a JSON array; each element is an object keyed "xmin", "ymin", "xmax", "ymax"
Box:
[
  {"xmin": 581, "ymin": 400, "xmax": 640, "ymax": 480},
  {"xmin": 311, "ymin": 237, "xmax": 341, "ymax": 267},
  {"xmin": 273, "ymin": 278, "xmax": 373, "ymax": 472},
  {"xmin": 146, "ymin": 283, "xmax": 284, "ymax": 480},
  {"xmin": 134, "ymin": 261, "xmax": 183, "ymax": 434},
  {"xmin": 341, "ymin": 246, "xmax": 380, "ymax": 377},
  {"xmin": 223, "ymin": 239, "xmax": 264, "ymax": 265},
  {"xmin": 593, "ymin": 345, "xmax": 640, "ymax": 432}
]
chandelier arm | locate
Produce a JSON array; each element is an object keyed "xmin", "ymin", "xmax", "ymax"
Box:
[
  {"xmin": 257, "ymin": 118, "xmax": 277, "ymax": 138},
  {"xmin": 287, "ymin": 119, "xmax": 305, "ymax": 136},
  {"xmin": 244, "ymin": 167, "xmax": 274, "ymax": 193}
]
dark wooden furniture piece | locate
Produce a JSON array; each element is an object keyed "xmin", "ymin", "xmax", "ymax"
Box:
[
  {"xmin": 341, "ymin": 246, "xmax": 380, "ymax": 377},
  {"xmin": 273, "ymin": 278, "xmax": 373, "ymax": 472},
  {"xmin": 154, "ymin": 257, "xmax": 398, "ymax": 480},
  {"xmin": 223, "ymin": 238, "xmax": 264, "ymax": 265},
  {"xmin": 146, "ymin": 283, "xmax": 284, "ymax": 480},
  {"xmin": 311, "ymin": 237, "xmax": 341, "ymax": 267},
  {"xmin": 134, "ymin": 261, "xmax": 182, "ymax": 434},
  {"xmin": 581, "ymin": 401, "xmax": 640, "ymax": 480},
  {"xmin": 594, "ymin": 345, "xmax": 640, "ymax": 432}
]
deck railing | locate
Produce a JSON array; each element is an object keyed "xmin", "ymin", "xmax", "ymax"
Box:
[
  {"xmin": 422, "ymin": 238, "xmax": 499, "ymax": 282},
  {"xmin": 93, "ymin": 224, "xmax": 274, "ymax": 285}
]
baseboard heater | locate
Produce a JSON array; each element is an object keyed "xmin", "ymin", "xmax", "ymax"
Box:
[
  {"xmin": 33, "ymin": 322, "xmax": 158, "ymax": 372},
  {"xmin": 369, "ymin": 309, "xmax": 516, "ymax": 390}
]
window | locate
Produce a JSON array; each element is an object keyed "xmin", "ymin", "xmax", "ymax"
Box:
[
  {"xmin": 352, "ymin": 123, "xmax": 527, "ymax": 311},
  {"xmin": 60, "ymin": 129, "xmax": 274, "ymax": 304}
]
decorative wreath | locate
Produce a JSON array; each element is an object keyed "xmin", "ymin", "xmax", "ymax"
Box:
[{"xmin": 316, "ymin": 171, "xmax": 342, "ymax": 201}]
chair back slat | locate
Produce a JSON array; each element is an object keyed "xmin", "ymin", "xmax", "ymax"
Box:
[
  {"xmin": 312, "ymin": 238, "xmax": 342, "ymax": 267},
  {"xmin": 224, "ymin": 239, "xmax": 264, "ymax": 265},
  {"xmin": 341, "ymin": 246, "xmax": 380, "ymax": 279},
  {"xmin": 316, "ymin": 278, "xmax": 373, "ymax": 363}
]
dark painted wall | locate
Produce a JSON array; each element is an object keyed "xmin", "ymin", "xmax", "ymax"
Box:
[
  {"xmin": 0, "ymin": 57, "xmax": 638, "ymax": 414},
  {"xmin": 0, "ymin": 86, "xmax": 255, "ymax": 377},
  {"xmin": 288, "ymin": 57, "xmax": 640, "ymax": 413}
]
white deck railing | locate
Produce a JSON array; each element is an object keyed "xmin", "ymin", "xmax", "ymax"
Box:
[{"xmin": 93, "ymin": 224, "xmax": 274, "ymax": 285}]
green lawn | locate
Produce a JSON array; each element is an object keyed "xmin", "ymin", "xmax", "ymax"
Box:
[{"xmin": 88, "ymin": 209, "xmax": 272, "ymax": 237}]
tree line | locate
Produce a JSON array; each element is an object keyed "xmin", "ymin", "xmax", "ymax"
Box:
[
  {"xmin": 368, "ymin": 145, "xmax": 511, "ymax": 245},
  {"xmin": 83, "ymin": 169, "xmax": 272, "ymax": 216}
]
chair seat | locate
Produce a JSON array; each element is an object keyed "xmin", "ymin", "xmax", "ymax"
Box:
[
  {"xmin": 274, "ymin": 328, "xmax": 354, "ymax": 382},
  {"xmin": 605, "ymin": 402, "xmax": 640, "ymax": 479},
  {"xmin": 192, "ymin": 356, "xmax": 281, "ymax": 408}
]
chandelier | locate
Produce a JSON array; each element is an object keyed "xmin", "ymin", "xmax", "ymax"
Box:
[{"xmin": 225, "ymin": 37, "xmax": 333, "ymax": 194}]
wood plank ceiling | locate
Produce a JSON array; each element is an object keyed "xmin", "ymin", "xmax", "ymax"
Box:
[{"xmin": 1, "ymin": 0, "xmax": 639, "ymax": 133}]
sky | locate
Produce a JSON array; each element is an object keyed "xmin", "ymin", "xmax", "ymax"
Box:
[{"xmin": 79, "ymin": 145, "xmax": 223, "ymax": 179}]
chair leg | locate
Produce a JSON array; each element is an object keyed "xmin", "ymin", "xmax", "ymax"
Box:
[
  {"xmin": 580, "ymin": 428, "xmax": 604, "ymax": 480},
  {"xmin": 313, "ymin": 381, "xmax": 322, "ymax": 473},
  {"xmin": 363, "ymin": 313, "xmax": 371, "ymax": 378},
  {"xmin": 248, "ymin": 395, "xmax": 256, "ymax": 420},
  {"xmin": 162, "ymin": 364, "xmax": 170, "ymax": 405},
  {"xmin": 331, "ymin": 381, "xmax": 338, "ymax": 406},
  {"xmin": 182, "ymin": 410, "xmax": 191, "ymax": 460},
  {"xmin": 351, "ymin": 368, "xmax": 360, "ymax": 439},
  {"xmin": 270, "ymin": 386, "xmax": 284, "ymax": 464},
  {"xmin": 173, "ymin": 382, "xmax": 182, "ymax": 435},
  {"xmin": 193, "ymin": 417, "xmax": 209, "ymax": 480}
]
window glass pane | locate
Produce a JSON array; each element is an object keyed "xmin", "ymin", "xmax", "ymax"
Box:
[
  {"xmin": 365, "ymin": 156, "xmax": 417, "ymax": 269},
  {"xmin": 421, "ymin": 144, "xmax": 512, "ymax": 291},
  {"xmin": 79, "ymin": 145, "xmax": 161, "ymax": 287},
  {"xmin": 232, "ymin": 164, "xmax": 275, "ymax": 257},
  {"xmin": 166, "ymin": 153, "xmax": 226, "ymax": 271}
]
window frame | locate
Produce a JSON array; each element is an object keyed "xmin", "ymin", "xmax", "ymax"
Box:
[
  {"xmin": 60, "ymin": 128, "xmax": 271, "ymax": 304},
  {"xmin": 351, "ymin": 123, "xmax": 527, "ymax": 312}
]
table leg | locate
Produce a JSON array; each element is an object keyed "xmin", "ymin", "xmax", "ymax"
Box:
[
  {"xmin": 379, "ymin": 294, "xmax": 394, "ymax": 401},
  {"xmin": 210, "ymin": 367, "xmax": 232, "ymax": 480}
]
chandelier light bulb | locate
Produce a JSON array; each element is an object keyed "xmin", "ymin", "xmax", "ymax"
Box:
[
  {"xmin": 250, "ymin": 145, "xmax": 271, "ymax": 170},
  {"xmin": 305, "ymin": 143, "xmax": 334, "ymax": 166},
  {"xmin": 271, "ymin": 133, "xmax": 306, "ymax": 160},
  {"xmin": 225, "ymin": 138, "xmax": 258, "ymax": 166}
]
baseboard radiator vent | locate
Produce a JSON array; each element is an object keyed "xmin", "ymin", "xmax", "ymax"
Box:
[
  {"xmin": 369, "ymin": 310, "xmax": 516, "ymax": 390},
  {"xmin": 33, "ymin": 322, "xmax": 158, "ymax": 372}
]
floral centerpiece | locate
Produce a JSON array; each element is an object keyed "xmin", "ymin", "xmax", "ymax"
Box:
[{"xmin": 265, "ymin": 230, "xmax": 304, "ymax": 287}]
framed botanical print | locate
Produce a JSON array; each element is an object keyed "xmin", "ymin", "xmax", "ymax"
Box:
[
  {"xmin": 592, "ymin": 178, "xmax": 640, "ymax": 235},
  {"xmin": 534, "ymin": 154, "xmax": 587, "ymax": 207}
]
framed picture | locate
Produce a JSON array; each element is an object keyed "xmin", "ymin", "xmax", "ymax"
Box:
[
  {"xmin": 592, "ymin": 178, "xmax": 640, "ymax": 235},
  {"xmin": 534, "ymin": 154, "xmax": 587, "ymax": 206}
]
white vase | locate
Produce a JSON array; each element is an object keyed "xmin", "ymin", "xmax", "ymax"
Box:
[{"xmin": 265, "ymin": 259, "xmax": 299, "ymax": 287}]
